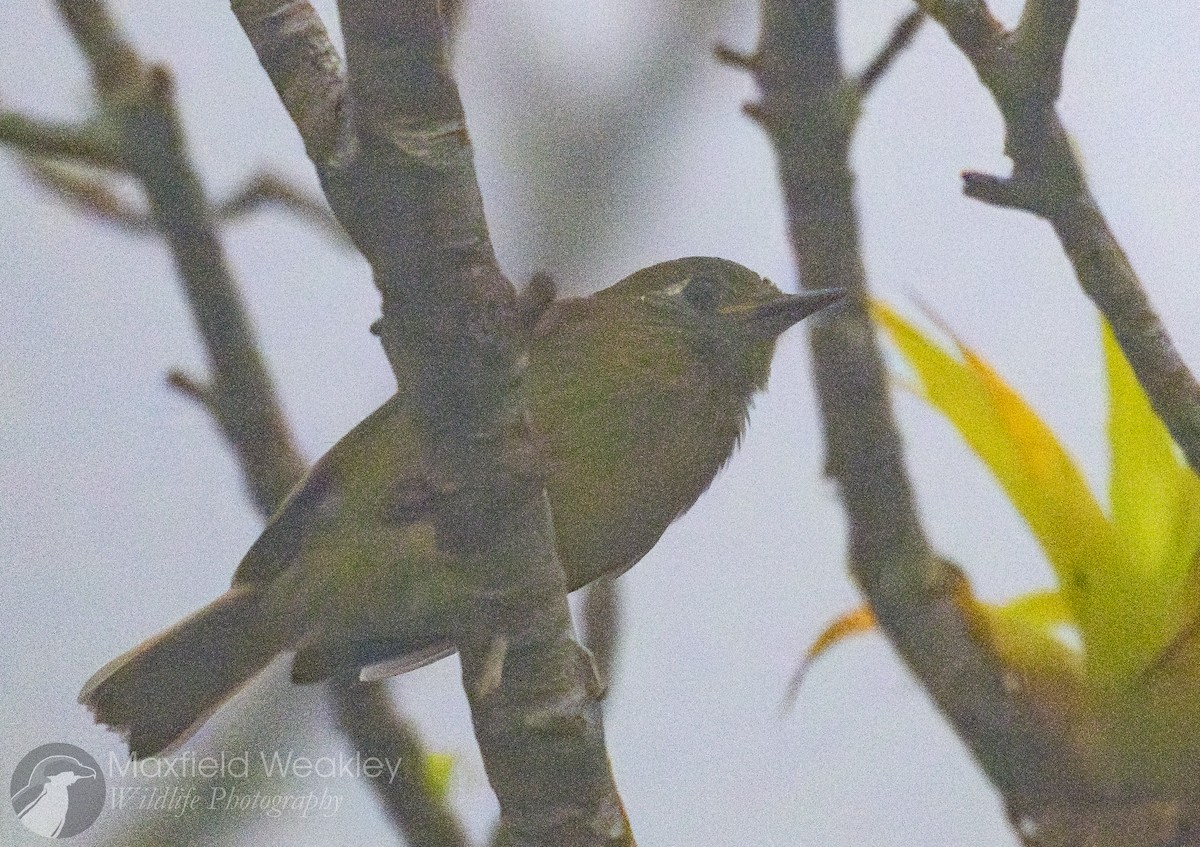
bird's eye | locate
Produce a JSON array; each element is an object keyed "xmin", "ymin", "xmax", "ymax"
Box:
[{"xmin": 681, "ymin": 273, "xmax": 722, "ymax": 312}]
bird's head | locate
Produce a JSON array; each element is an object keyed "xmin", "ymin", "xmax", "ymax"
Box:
[{"xmin": 595, "ymin": 256, "xmax": 842, "ymax": 390}]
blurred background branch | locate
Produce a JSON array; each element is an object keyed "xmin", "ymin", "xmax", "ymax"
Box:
[{"xmin": 0, "ymin": 0, "xmax": 467, "ymax": 844}]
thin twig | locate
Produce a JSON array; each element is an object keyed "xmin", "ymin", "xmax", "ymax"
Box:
[
  {"xmin": 0, "ymin": 111, "xmax": 124, "ymax": 169},
  {"xmin": 916, "ymin": 0, "xmax": 1200, "ymax": 475},
  {"xmin": 22, "ymin": 160, "xmax": 351, "ymax": 243},
  {"xmin": 855, "ymin": 9, "xmax": 925, "ymax": 96},
  {"xmin": 23, "ymin": 158, "xmax": 152, "ymax": 230},
  {"xmin": 214, "ymin": 171, "xmax": 349, "ymax": 244},
  {"xmin": 332, "ymin": 680, "xmax": 471, "ymax": 847},
  {"xmin": 167, "ymin": 369, "xmax": 218, "ymax": 410}
]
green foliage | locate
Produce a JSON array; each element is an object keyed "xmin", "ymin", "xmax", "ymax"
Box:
[{"xmin": 873, "ymin": 302, "xmax": 1200, "ymax": 795}]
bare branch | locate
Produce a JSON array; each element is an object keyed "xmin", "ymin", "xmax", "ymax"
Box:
[
  {"xmin": 855, "ymin": 9, "xmax": 925, "ymax": 96},
  {"xmin": 298, "ymin": 0, "xmax": 634, "ymax": 841},
  {"xmin": 714, "ymin": 43, "xmax": 759, "ymax": 72},
  {"xmin": 56, "ymin": 0, "xmax": 139, "ymax": 91},
  {"xmin": 332, "ymin": 680, "xmax": 471, "ymax": 847},
  {"xmin": 336, "ymin": 0, "xmax": 457, "ymax": 137},
  {"xmin": 0, "ymin": 111, "xmax": 123, "ymax": 169},
  {"xmin": 960, "ymin": 170, "xmax": 1042, "ymax": 210},
  {"xmin": 166, "ymin": 368, "xmax": 218, "ymax": 410},
  {"xmin": 22, "ymin": 159, "xmax": 350, "ymax": 247},
  {"xmin": 128, "ymin": 63, "xmax": 306, "ymax": 512},
  {"xmin": 326, "ymin": 0, "xmax": 488, "ymax": 274},
  {"xmin": 230, "ymin": 0, "xmax": 347, "ymax": 166},
  {"xmin": 24, "ymin": 159, "xmax": 151, "ymax": 230},
  {"xmin": 213, "ymin": 171, "xmax": 349, "ymax": 244},
  {"xmin": 33, "ymin": 4, "xmax": 469, "ymax": 844},
  {"xmin": 915, "ymin": 0, "xmax": 1200, "ymax": 475},
  {"xmin": 49, "ymin": 0, "xmax": 304, "ymax": 512},
  {"xmin": 918, "ymin": 0, "xmax": 1008, "ymax": 82},
  {"xmin": 1012, "ymin": 0, "xmax": 1078, "ymax": 101},
  {"xmin": 749, "ymin": 0, "xmax": 1088, "ymax": 810}
]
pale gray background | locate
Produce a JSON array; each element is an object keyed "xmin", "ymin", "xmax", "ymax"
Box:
[{"xmin": 2, "ymin": 1, "xmax": 1198, "ymax": 844}]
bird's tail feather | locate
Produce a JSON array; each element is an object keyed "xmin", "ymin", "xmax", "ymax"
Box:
[{"xmin": 78, "ymin": 585, "xmax": 285, "ymax": 758}]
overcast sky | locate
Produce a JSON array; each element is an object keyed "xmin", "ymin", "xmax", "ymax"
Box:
[{"xmin": 3, "ymin": 1, "xmax": 1199, "ymax": 845}]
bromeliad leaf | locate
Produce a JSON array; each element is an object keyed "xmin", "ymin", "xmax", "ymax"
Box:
[
  {"xmin": 796, "ymin": 302, "xmax": 1200, "ymax": 793},
  {"xmin": 870, "ymin": 303, "xmax": 1144, "ymax": 682},
  {"xmin": 871, "ymin": 304, "xmax": 1200, "ymax": 688},
  {"xmin": 1105, "ymin": 321, "xmax": 1200, "ymax": 592}
]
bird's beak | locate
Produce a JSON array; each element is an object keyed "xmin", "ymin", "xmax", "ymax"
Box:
[{"xmin": 727, "ymin": 288, "xmax": 845, "ymax": 339}]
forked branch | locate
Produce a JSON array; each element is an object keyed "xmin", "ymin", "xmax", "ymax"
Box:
[{"xmin": 916, "ymin": 0, "xmax": 1200, "ymax": 475}]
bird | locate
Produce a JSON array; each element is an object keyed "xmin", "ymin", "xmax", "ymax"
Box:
[
  {"xmin": 79, "ymin": 256, "xmax": 842, "ymax": 757},
  {"xmin": 13, "ymin": 755, "xmax": 97, "ymax": 838}
]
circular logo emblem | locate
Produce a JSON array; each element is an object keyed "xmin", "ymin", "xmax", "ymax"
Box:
[{"xmin": 10, "ymin": 743, "xmax": 105, "ymax": 839}]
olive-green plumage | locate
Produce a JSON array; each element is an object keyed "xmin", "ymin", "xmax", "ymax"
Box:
[{"xmin": 79, "ymin": 257, "xmax": 840, "ymax": 757}]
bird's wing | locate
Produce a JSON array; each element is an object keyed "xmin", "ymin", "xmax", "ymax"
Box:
[
  {"xmin": 230, "ymin": 393, "xmax": 418, "ymax": 587},
  {"xmin": 231, "ymin": 460, "xmax": 337, "ymax": 586}
]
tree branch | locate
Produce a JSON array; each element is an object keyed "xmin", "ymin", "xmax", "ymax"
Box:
[
  {"xmin": 56, "ymin": 0, "xmax": 302, "ymax": 514},
  {"xmin": 31, "ymin": 3, "xmax": 468, "ymax": 844},
  {"xmin": 581, "ymin": 576, "xmax": 621, "ymax": 690},
  {"xmin": 56, "ymin": 0, "xmax": 140, "ymax": 92},
  {"xmin": 230, "ymin": 0, "xmax": 347, "ymax": 166},
  {"xmin": 0, "ymin": 111, "xmax": 123, "ymax": 169},
  {"xmin": 332, "ymin": 680, "xmax": 471, "ymax": 847},
  {"xmin": 918, "ymin": 0, "xmax": 1008, "ymax": 82},
  {"xmin": 22, "ymin": 158, "xmax": 151, "ymax": 230},
  {"xmin": 1012, "ymin": 0, "xmax": 1077, "ymax": 101},
  {"xmin": 240, "ymin": 0, "xmax": 634, "ymax": 841},
  {"xmin": 125, "ymin": 63, "xmax": 305, "ymax": 513},
  {"xmin": 854, "ymin": 9, "xmax": 925, "ymax": 96},
  {"xmin": 214, "ymin": 171, "xmax": 349, "ymax": 243},
  {"xmin": 20, "ymin": 160, "xmax": 349, "ymax": 243},
  {"xmin": 747, "ymin": 0, "xmax": 1087, "ymax": 812},
  {"xmin": 915, "ymin": 0, "xmax": 1200, "ymax": 475}
]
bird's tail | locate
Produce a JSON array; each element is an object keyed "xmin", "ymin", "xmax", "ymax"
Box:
[{"xmin": 79, "ymin": 585, "xmax": 287, "ymax": 758}]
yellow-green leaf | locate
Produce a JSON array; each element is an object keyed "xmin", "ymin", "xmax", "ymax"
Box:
[
  {"xmin": 782, "ymin": 605, "xmax": 877, "ymax": 711},
  {"xmin": 421, "ymin": 752, "xmax": 455, "ymax": 804},
  {"xmin": 872, "ymin": 303, "xmax": 1149, "ymax": 682},
  {"xmin": 873, "ymin": 306, "xmax": 1112, "ymax": 585},
  {"xmin": 1106, "ymin": 319, "xmax": 1186, "ymax": 579}
]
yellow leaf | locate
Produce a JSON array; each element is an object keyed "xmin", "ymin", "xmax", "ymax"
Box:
[
  {"xmin": 422, "ymin": 752, "xmax": 455, "ymax": 803},
  {"xmin": 1103, "ymin": 319, "xmax": 1200, "ymax": 673},
  {"xmin": 1105, "ymin": 319, "xmax": 1187, "ymax": 579},
  {"xmin": 872, "ymin": 303, "xmax": 1143, "ymax": 682},
  {"xmin": 782, "ymin": 605, "xmax": 876, "ymax": 712},
  {"xmin": 863, "ymin": 303, "xmax": 1200, "ymax": 792}
]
